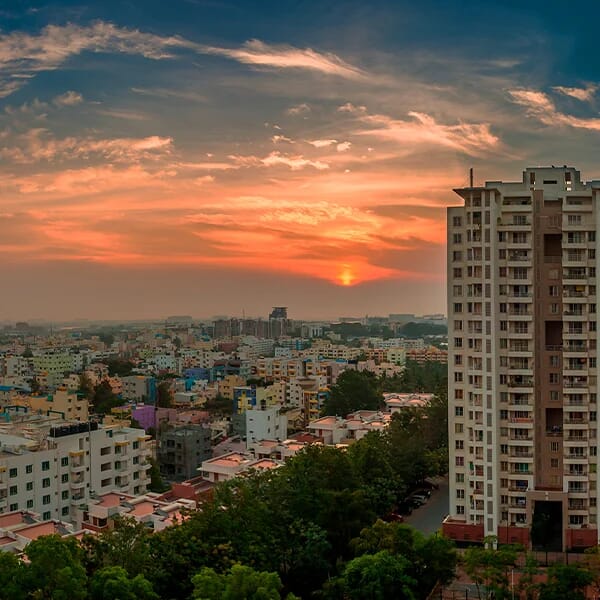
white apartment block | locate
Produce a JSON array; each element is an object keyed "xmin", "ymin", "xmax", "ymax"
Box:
[
  {"xmin": 0, "ymin": 416, "xmax": 150, "ymax": 525},
  {"xmin": 445, "ymin": 166, "xmax": 600, "ymax": 551}
]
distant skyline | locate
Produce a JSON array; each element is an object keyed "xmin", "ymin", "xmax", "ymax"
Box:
[{"xmin": 3, "ymin": 0, "xmax": 600, "ymax": 319}]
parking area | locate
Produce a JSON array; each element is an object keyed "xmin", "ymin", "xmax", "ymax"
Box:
[{"xmin": 403, "ymin": 476, "xmax": 449, "ymax": 535}]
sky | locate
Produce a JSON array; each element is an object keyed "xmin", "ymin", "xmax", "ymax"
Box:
[{"xmin": 3, "ymin": 0, "xmax": 600, "ymax": 321}]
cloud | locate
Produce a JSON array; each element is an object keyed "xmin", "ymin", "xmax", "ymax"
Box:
[
  {"xmin": 1, "ymin": 129, "xmax": 173, "ymax": 163},
  {"xmin": 509, "ymin": 88, "xmax": 600, "ymax": 131},
  {"xmin": 353, "ymin": 110, "xmax": 499, "ymax": 155},
  {"xmin": 338, "ymin": 102, "xmax": 367, "ymax": 113},
  {"xmin": 552, "ymin": 84, "xmax": 597, "ymax": 102},
  {"xmin": 308, "ymin": 139, "xmax": 337, "ymax": 148},
  {"xmin": 230, "ymin": 151, "xmax": 329, "ymax": 170},
  {"xmin": 0, "ymin": 21, "xmax": 195, "ymax": 96},
  {"xmin": 53, "ymin": 90, "xmax": 83, "ymax": 106},
  {"xmin": 336, "ymin": 141, "xmax": 352, "ymax": 152},
  {"xmin": 271, "ymin": 134, "xmax": 294, "ymax": 144},
  {"xmin": 260, "ymin": 151, "xmax": 329, "ymax": 170},
  {"xmin": 199, "ymin": 39, "xmax": 364, "ymax": 79},
  {"xmin": 286, "ymin": 103, "xmax": 311, "ymax": 115}
]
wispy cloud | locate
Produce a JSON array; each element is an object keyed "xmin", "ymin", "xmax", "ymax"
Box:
[
  {"xmin": 552, "ymin": 84, "xmax": 598, "ymax": 102},
  {"xmin": 0, "ymin": 22, "xmax": 195, "ymax": 96},
  {"xmin": 352, "ymin": 110, "xmax": 499, "ymax": 156},
  {"xmin": 53, "ymin": 90, "xmax": 83, "ymax": 106},
  {"xmin": 286, "ymin": 103, "xmax": 311, "ymax": 115},
  {"xmin": 231, "ymin": 151, "xmax": 329, "ymax": 170},
  {"xmin": 308, "ymin": 139, "xmax": 337, "ymax": 148},
  {"xmin": 509, "ymin": 88, "xmax": 600, "ymax": 131},
  {"xmin": 199, "ymin": 39, "xmax": 365, "ymax": 79},
  {"xmin": 2, "ymin": 129, "xmax": 173, "ymax": 163}
]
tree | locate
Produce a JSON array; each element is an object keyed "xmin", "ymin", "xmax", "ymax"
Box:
[
  {"xmin": 336, "ymin": 551, "xmax": 417, "ymax": 599},
  {"xmin": 147, "ymin": 457, "xmax": 169, "ymax": 493},
  {"xmin": 517, "ymin": 554, "xmax": 540, "ymax": 600},
  {"xmin": 92, "ymin": 380, "xmax": 121, "ymax": 415},
  {"xmin": 538, "ymin": 564, "xmax": 594, "ymax": 600},
  {"xmin": 321, "ymin": 370, "xmax": 381, "ymax": 416},
  {"xmin": 22, "ymin": 347, "xmax": 33, "ymax": 358},
  {"xmin": 90, "ymin": 566, "xmax": 158, "ymax": 600},
  {"xmin": 191, "ymin": 564, "xmax": 291, "ymax": 600},
  {"xmin": 105, "ymin": 359, "xmax": 134, "ymax": 377},
  {"xmin": 25, "ymin": 535, "xmax": 88, "ymax": 600},
  {"xmin": 463, "ymin": 537, "xmax": 520, "ymax": 600},
  {"xmin": 157, "ymin": 380, "xmax": 174, "ymax": 408},
  {"xmin": 0, "ymin": 552, "xmax": 27, "ymax": 600},
  {"xmin": 79, "ymin": 373, "xmax": 95, "ymax": 401},
  {"xmin": 82, "ymin": 516, "xmax": 152, "ymax": 577}
]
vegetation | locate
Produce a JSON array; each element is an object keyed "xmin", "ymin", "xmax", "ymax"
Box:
[
  {"xmin": 156, "ymin": 380, "xmax": 174, "ymax": 408},
  {"xmin": 105, "ymin": 358, "xmax": 135, "ymax": 377}
]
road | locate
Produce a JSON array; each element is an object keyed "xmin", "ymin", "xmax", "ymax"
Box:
[{"xmin": 403, "ymin": 476, "xmax": 449, "ymax": 535}]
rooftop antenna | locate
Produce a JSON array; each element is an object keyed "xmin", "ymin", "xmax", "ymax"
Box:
[{"xmin": 469, "ymin": 167, "xmax": 474, "ymax": 188}]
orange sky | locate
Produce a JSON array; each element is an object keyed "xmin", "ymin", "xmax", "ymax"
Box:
[{"xmin": 3, "ymin": 5, "xmax": 600, "ymax": 320}]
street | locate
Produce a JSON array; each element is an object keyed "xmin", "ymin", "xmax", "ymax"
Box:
[{"xmin": 403, "ymin": 476, "xmax": 449, "ymax": 535}]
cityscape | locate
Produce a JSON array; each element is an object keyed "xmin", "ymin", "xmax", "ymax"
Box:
[{"xmin": 4, "ymin": 0, "xmax": 600, "ymax": 598}]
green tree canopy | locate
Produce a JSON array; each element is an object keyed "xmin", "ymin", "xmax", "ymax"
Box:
[{"xmin": 321, "ymin": 370, "xmax": 381, "ymax": 416}]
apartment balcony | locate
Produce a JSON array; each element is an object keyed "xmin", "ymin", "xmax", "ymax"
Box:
[
  {"xmin": 563, "ymin": 289, "xmax": 587, "ymax": 299},
  {"xmin": 508, "ymin": 483, "xmax": 529, "ymax": 492},
  {"xmin": 509, "ymin": 416, "xmax": 533, "ymax": 424},
  {"xmin": 510, "ymin": 467, "xmax": 532, "ymax": 475},
  {"xmin": 565, "ymin": 453, "xmax": 588, "ymax": 461},
  {"xmin": 509, "ymin": 450, "xmax": 534, "ymax": 458},
  {"xmin": 510, "ymin": 433, "xmax": 533, "ymax": 442},
  {"xmin": 564, "ymin": 342, "xmax": 587, "ymax": 354},
  {"xmin": 566, "ymin": 433, "xmax": 588, "ymax": 442},
  {"xmin": 565, "ymin": 469, "xmax": 588, "ymax": 478},
  {"xmin": 564, "ymin": 415, "xmax": 589, "ymax": 423}
]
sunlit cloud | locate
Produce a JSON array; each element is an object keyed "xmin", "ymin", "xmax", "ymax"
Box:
[
  {"xmin": 0, "ymin": 22, "xmax": 196, "ymax": 96},
  {"xmin": 509, "ymin": 88, "xmax": 600, "ymax": 130},
  {"xmin": 198, "ymin": 39, "xmax": 365, "ymax": 79},
  {"xmin": 53, "ymin": 90, "xmax": 83, "ymax": 106},
  {"xmin": 353, "ymin": 110, "xmax": 499, "ymax": 155},
  {"xmin": 552, "ymin": 84, "xmax": 598, "ymax": 102},
  {"xmin": 286, "ymin": 103, "xmax": 311, "ymax": 115},
  {"xmin": 308, "ymin": 139, "xmax": 337, "ymax": 148},
  {"xmin": 1, "ymin": 130, "xmax": 173, "ymax": 163}
]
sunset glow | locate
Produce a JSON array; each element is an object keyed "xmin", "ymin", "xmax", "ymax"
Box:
[{"xmin": 1, "ymin": 1, "xmax": 600, "ymax": 319}]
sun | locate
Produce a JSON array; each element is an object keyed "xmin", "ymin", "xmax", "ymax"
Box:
[{"xmin": 338, "ymin": 265, "xmax": 356, "ymax": 286}]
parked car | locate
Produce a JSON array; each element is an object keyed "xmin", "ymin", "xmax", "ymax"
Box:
[
  {"xmin": 383, "ymin": 512, "xmax": 404, "ymax": 523},
  {"xmin": 414, "ymin": 488, "xmax": 432, "ymax": 498},
  {"xmin": 410, "ymin": 493, "xmax": 429, "ymax": 505}
]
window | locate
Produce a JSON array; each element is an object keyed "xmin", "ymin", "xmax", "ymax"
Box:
[
  {"xmin": 568, "ymin": 215, "xmax": 582, "ymax": 225},
  {"xmin": 42, "ymin": 478, "xmax": 50, "ymax": 488},
  {"xmin": 42, "ymin": 495, "xmax": 51, "ymax": 505},
  {"xmin": 590, "ymin": 232, "xmax": 596, "ymax": 242},
  {"xmin": 454, "ymin": 338, "xmax": 463, "ymax": 348},
  {"xmin": 61, "ymin": 490, "xmax": 69, "ymax": 500},
  {"xmin": 455, "ymin": 457, "xmax": 464, "ymax": 466},
  {"xmin": 456, "ymin": 489, "xmax": 465, "ymax": 499},
  {"xmin": 549, "ymin": 373, "xmax": 560, "ymax": 384},
  {"xmin": 453, "ymin": 268, "xmax": 462, "ymax": 278},
  {"xmin": 455, "ymin": 407, "xmax": 464, "ymax": 416},
  {"xmin": 26, "ymin": 465, "xmax": 33, "ymax": 474},
  {"xmin": 454, "ymin": 373, "xmax": 463, "ymax": 382},
  {"xmin": 453, "ymin": 216, "xmax": 462, "ymax": 227},
  {"xmin": 9, "ymin": 503, "xmax": 17, "ymax": 512},
  {"xmin": 41, "ymin": 461, "xmax": 50, "ymax": 471},
  {"xmin": 453, "ymin": 303, "xmax": 463, "ymax": 313},
  {"xmin": 9, "ymin": 486, "xmax": 17, "ymax": 496},
  {"xmin": 549, "ymin": 286, "xmax": 559, "ymax": 297},
  {"xmin": 62, "ymin": 506, "xmax": 70, "ymax": 516},
  {"xmin": 61, "ymin": 474, "xmax": 69, "ymax": 483},
  {"xmin": 456, "ymin": 506, "xmax": 465, "ymax": 515},
  {"xmin": 9, "ymin": 468, "xmax": 17, "ymax": 478},
  {"xmin": 453, "ymin": 233, "xmax": 462, "ymax": 244},
  {"xmin": 133, "ymin": 441, "xmax": 140, "ymax": 450},
  {"xmin": 551, "ymin": 458, "xmax": 559, "ymax": 468},
  {"xmin": 26, "ymin": 482, "xmax": 33, "ymax": 491},
  {"xmin": 455, "ymin": 440, "xmax": 464, "ymax": 450},
  {"xmin": 61, "ymin": 457, "xmax": 69, "ymax": 467},
  {"xmin": 456, "ymin": 473, "xmax": 465, "ymax": 483},
  {"xmin": 26, "ymin": 499, "xmax": 33, "ymax": 509},
  {"xmin": 42, "ymin": 511, "xmax": 51, "ymax": 521}
]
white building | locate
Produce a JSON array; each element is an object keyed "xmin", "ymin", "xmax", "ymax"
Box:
[{"xmin": 245, "ymin": 406, "xmax": 288, "ymax": 446}]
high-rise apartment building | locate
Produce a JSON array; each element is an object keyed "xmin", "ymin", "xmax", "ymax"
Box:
[{"xmin": 444, "ymin": 166, "xmax": 600, "ymax": 551}]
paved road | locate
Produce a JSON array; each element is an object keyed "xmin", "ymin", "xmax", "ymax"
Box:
[{"xmin": 403, "ymin": 476, "xmax": 449, "ymax": 535}]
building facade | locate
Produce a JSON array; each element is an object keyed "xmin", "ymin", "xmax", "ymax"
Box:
[{"xmin": 445, "ymin": 166, "xmax": 600, "ymax": 550}]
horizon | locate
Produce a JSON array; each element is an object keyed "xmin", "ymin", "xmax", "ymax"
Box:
[{"xmin": 3, "ymin": 1, "xmax": 600, "ymax": 318}]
